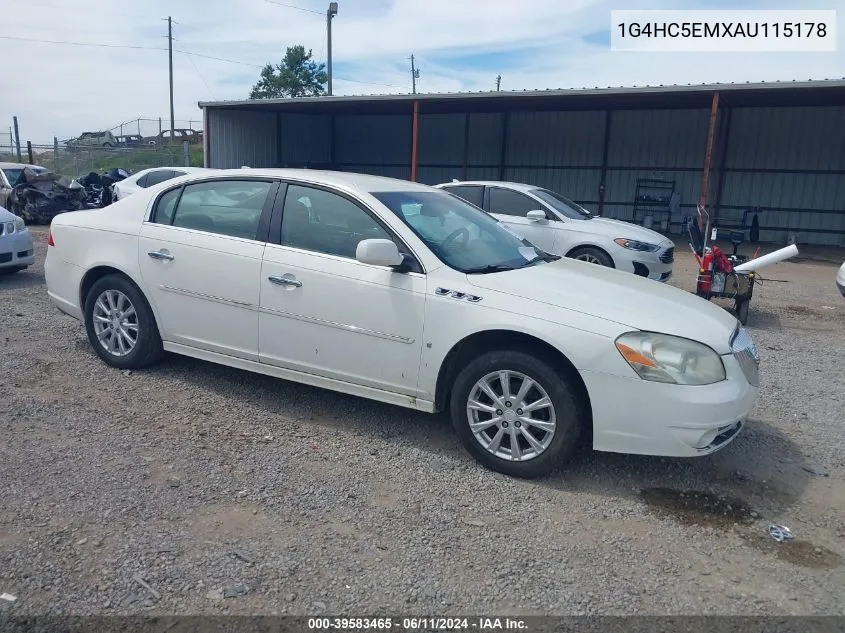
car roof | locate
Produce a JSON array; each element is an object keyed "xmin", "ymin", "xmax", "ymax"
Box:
[
  {"xmin": 170, "ymin": 168, "xmax": 436, "ymax": 194},
  {"xmin": 436, "ymin": 180, "xmax": 541, "ymax": 193}
]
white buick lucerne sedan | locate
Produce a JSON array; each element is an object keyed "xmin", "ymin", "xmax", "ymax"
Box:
[{"xmin": 45, "ymin": 169, "xmax": 759, "ymax": 478}]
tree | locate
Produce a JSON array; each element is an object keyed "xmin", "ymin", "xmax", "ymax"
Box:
[{"xmin": 249, "ymin": 45, "xmax": 328, "ymax": 99}]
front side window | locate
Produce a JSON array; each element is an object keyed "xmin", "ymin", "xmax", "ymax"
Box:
[
  {"xmin": 372, "ymin": 191, "xmax": 552, "ymax": 274},
  {"xmin": 280, "ymin": 184, "xmax": 395, "ymax": 259},
  {"xmin": 488, "ymin": 187, "xmax": 542, "ymax": 217},
  {"xmin": 531, "ymin": 188, "xmax": 592, "ymax": 220},
  {"xmin": 154, "ymin": 179, "xmax": 271, "ymax": 240}
]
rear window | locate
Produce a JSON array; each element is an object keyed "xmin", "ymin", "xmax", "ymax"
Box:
[{"xmin": 442, "ymin": 185, "xmax": 484, "ymax": 208}]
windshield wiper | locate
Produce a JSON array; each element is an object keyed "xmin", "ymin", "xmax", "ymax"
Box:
[
  {"xmin": 522, "ymin": 253, "xmax": 561, "ymax": 266},
  {"xmin": 464, "ymin": 263, "xmax": 518, "ymax": 274}
]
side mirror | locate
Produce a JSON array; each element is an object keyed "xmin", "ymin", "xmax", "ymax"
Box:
[
  {"xmin": 356, "ymin": 238, "xmax": 404, "ymax": 268},
  {"xmin": 526, "ymin": 210, "xmax": 547, "ymax": 222}
]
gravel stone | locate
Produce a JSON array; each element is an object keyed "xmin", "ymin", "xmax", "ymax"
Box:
[{"xmin": 1, "ymin": 229, "xmax": 844, "ymax": 615}]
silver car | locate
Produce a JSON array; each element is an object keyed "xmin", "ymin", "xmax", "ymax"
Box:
[
  {"xmin": 0, "ymin": 205, "xmax": 34, "ymax": 274},
  {"xmin": 837, "ymin": 261, "xmax": 845, "ymax": 298}
]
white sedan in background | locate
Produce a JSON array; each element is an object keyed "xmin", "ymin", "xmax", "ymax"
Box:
[
  {"xmin": 112, "ymin": 166, "xmax": 212, "ymax": 202},
  {"xmin": 435, "ymin": 180, "xmax": 676, "ymax": 282},
  {"xmin": 44, "ymin": 169, "xmax": 758, "ymax": 478},
  {"xmin": 837, "ymin": 261, "xmax": 845, "ymax": 298}
]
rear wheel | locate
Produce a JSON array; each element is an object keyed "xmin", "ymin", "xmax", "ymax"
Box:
[
  {"xmin": 83, "ymin": 274, "xmax": 164, "ymax": 369},
  {"xmin": 568, "ymin": 246, "xmax": 614, "ymax": 268},
  {"xmin": 449, "ymin": 350, "xmax": 586, "ymax": 478}
]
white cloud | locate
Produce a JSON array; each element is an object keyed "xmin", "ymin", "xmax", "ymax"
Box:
[{"xmin": 1, "ymin": 0, "xmax": 842, "ymax": 145}]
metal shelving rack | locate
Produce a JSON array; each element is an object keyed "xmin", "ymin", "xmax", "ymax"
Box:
[{"xmin": 633, "ymin": 178, "xmax": 675, "ymax": 231}]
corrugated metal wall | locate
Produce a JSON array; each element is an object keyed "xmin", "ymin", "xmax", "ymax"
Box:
[
  {"xmin": 208, "ymin": 110, "xmax": 278, "ymax": 169},
  {"xmin": 207, "ymin": 102, "xmax": 845, "ymax": 245}
]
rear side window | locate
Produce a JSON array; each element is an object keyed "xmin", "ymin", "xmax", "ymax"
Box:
[
  {"xmin": 144, "ymin": 170, "xmax": 174, "ymax": 187},
  {"xmin": 442, "ymin": 185, "xmax": 484, "ymax": 208},
  {"xmin": 167, "ymin": 180, "xmax": 272, "ymax": 240},
  {"xmin": 136, "ymin": 173, "xmax": 149, "ymax": 188},
  {"xmin": 153, "ymin": 188, "xmax": 181, "ymax": 224},
  {"xmin": 488, "ymin": 187, "xmax": 541, "ymax": 217}
]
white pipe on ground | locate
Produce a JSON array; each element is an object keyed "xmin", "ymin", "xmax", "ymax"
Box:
[{"xmin": 733, "ymin": 244, "xmax": 799, "ymax": 273}]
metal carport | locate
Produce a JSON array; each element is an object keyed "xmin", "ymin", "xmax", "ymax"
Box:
[{"xmin": 200, "ymin": 79, "xmax": 845, "ymax": 246}]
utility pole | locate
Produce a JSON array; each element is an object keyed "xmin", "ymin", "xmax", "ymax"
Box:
[
  {"xmin": 496, "ymin": 75, "xmax": 501, "ymax": 91},
  {"xmin": 327, "ymin": 3, "xmax": 338, "ymax": 95},
  {"xmin": 12, "ymin": 116, "xmax": 21, "ymax": 162},
  {"xmin": 410, "ymin": 54, "xmax": 419, "ymax": 94},
  {"xmin": 167, "ymin": 16, "xmax": 175, "ymax": 134}
]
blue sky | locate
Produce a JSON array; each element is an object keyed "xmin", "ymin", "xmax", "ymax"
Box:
[{"xmin": 1, "ymin": 0, "xmax": 842, "ymax": 143}]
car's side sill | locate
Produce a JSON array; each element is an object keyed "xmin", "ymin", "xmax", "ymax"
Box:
[{"xmin": 162, "ymin": 342, "xmax": 435, "ymax": 413}]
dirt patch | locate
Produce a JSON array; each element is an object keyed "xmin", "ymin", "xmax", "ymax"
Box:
[{"xmin": 739, "ymin": 532, "xmax": 843, "ymax": 569}]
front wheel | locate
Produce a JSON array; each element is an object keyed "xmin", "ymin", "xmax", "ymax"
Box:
[
  {"xmin": 83, "ymin": 274, "xmax": 164, "ymax": 369},
  {"xmin": 449, "ymin": 350, "xmax": 586, "ymax": 478},
  {"xmin": 568, "ymin": 246, "xmax": 614, "ymax": 268}
]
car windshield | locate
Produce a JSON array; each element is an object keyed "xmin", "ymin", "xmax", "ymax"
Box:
[
  {"xmin": 372, "ymin": 190, "xmax": 554, "ymax": 274},
  {"xmin": 2, "ymin": 167, "xmax": 46, "ymax": 185},
  {"xmin": 531, "ymin": 188, "xmax": 593, "ymax": 220}
]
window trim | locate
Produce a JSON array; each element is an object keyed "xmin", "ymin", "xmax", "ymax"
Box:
[
  {"xmin": 267, "ymin": 179, "xmax": 426, "ymax": 275},
  {"xmin": 147, "ymin": 176, "xmax": 281, "ymax": 243},
  {"xmin": 485, "ymin": 185, "xmax": 549, "ymax": 219}
]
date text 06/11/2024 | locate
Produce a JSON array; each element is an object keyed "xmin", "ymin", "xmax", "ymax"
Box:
[{"xmin": 307, "ymin": 617, "xmax": 529, "ymax": 630}]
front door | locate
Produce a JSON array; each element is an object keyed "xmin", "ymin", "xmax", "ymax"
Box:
[
  {"xmin": 137, "ymin": 177, "xmax": 278, "ymax": 361},
  {"xmin": 485, "ymin": 186, "xmax": 557, "ymax": 252},
  {"xmin": 258, "ymin": 183, "xmax": 426, "ymax": 396}
]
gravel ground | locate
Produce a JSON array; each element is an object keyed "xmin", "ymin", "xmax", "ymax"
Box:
[{"xmin": 1, "ymin": 226, "xmax": 844, "ymax": 616}]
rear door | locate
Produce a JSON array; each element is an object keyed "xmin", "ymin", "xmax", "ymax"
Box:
[
  {"xmin": 485, "ymin": 186, "xmax": 556, "ymax": 252},
  {"xmin": 137, "ymin": 177, "xmax": 279, "ymax": 361}
]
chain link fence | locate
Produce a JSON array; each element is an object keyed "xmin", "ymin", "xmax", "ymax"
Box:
[{"xmin": 0, "ymin": 142, "xmax": 203, "ymax": 180}]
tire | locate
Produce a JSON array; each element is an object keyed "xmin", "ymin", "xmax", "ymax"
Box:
[
  {"xmin": 83, "ymin": 274, "xmax": 164, "ymax": 370},
  {"xmin": 449, "ymin": 349, "xmax": 586, "ymax": 478},
  {"xmin": 568, "ymin": 246, "xmax": 614, "ymax": 268},
  {"xmin": 735, "ymin": 299, "xmax": 749, "ymax": 325},
  {"xmin": 102, "ymin": 142, "xmax": 113, "ymax": 148}
]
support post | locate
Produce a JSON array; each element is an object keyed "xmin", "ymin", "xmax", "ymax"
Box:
[
  {"xmin": 13, "ymin": 116, "xmax": 21, "ymax": 162},
  {"xmin": 53, "ymin": 136, "xmax": 59, "ymax": 171},
  {"xmin": 26, "ymin": 141, "xmax": 33, "ymax": 165},
  {"xmin": 598, "ymin": 109, "xmax": 612, "ymax": 216},
  {"xmin": 329, "ymin": 115, "xmax": 337, "ymax": 170},
  {"xmin": 699, "ymin": 91, "xmax": 720, "ymax": 226},
  {"xmin": 183, "ymin": 140, "xmax": 190, "ymax": 167},
  {"xmin": 167, "ymin": 16, "xmax": 175, "ymax": 135},
  {"xmin": 410, "ymin": 100, "xmax": 419, "ymax": 182},
  {"xmin": 712, "ymin": 105, "xmax": 732, "ymax": 225}
]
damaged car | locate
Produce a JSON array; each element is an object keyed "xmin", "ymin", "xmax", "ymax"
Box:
[
  {"xmin": 9, "ymin": 166, "xmax": 88, "ymax": 224},
  {"xmin": 76, "ymin": 168, "xmax": 130, "ymax": 207},
  {"xmin": 1, "ymin": 162, "xmax": 48, "ymax": 208}
]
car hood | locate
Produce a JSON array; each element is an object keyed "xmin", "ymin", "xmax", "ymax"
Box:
[
  {"xmin": 466, "ymin": 258, "xmax": 739, "ymax": 354},
  {"xmin": 0, "ymin": 206, "xmax": 17, "ymax": 222},
  {"xmin": 575, "ymin": 217, "xmax": 673, "ymax": 247}
]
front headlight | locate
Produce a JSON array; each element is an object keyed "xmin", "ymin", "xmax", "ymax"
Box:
[
  {"xmin": 614, "ymin": 238, "xmax": 659, "ymax": 252},
  {"xmin": 615, "ymin": 331, "xmax": 726, "ymax": 385},
  {"xmin": 14, "ymin": 216, "xmax": 26, "ymax": 232}
]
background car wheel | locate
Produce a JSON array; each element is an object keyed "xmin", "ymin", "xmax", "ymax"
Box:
[
  {"xmin": 568, "ymin": 246, "xmax": 614, "ymax": 267},
  {"xmin": 449, "ymin": 349, "xmax": 586, "ymax": 478},
  {"xmin": 83, "ymin": 274, "xmax": 164, "ymax": 370}
]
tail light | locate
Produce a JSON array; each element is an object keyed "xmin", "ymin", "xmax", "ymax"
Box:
[{"xmin": 48, "ymin": 231, "xmax": 54, "ymax": 247}]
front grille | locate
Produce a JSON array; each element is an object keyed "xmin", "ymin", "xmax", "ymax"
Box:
[
  {"xmin": 0, "ymin": 253, "xmax": 12, "ymax": 263},
  {"xmin": 660, "ymin": 247, "xmax": 674, "ymax": 264},
  {"xmin": 731, "ymin": 326, "xmax": 760, "ymax": 387}
]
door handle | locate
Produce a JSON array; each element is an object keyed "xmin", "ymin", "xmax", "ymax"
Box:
[
  {"xmin": 268, "ymin": 275, "xmax": 302, "ymax": 287},
  {"xmin": 148, "ymin": 250, "xmax": 174, "ymax": 261}
]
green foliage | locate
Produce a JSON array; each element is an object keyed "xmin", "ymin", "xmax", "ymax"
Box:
[{"xmin": 249, "ymin": 45, "xmax": 328, "ymax": 99}]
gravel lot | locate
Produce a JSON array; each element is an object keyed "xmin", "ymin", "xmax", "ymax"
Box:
[{"xmin": 1, "ymin": 226, "xmax": 844, "ymax": 616}]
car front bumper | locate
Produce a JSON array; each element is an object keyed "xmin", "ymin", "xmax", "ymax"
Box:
[
  {"xmin": 613, "ymin": 245, "xmax": 674, "ymax": 282},
  {"xmin": 581, "ymin": 353, "xmax": 757, "ymax": 457},
  {"xmin": 0, "ymin": 230, "xmax": 35, "ymax": 268}
]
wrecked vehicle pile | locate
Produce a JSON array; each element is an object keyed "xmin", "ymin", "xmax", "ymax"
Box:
[
  {"xmin": 76, "ymin": 168, "xmax": 129, "ymax": 208},
  {"xmin": 9, "ymin": 167, "xmax": 88, "ymax": 224}
]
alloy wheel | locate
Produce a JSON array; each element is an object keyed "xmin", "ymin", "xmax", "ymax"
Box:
[{"xmin": 92, "ymin": 289, "xmax": 139, "ymax": 357}]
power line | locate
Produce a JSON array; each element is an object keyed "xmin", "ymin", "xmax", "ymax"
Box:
[
  {"xmin": 264, "ymin": 0, "xmax": 322, "ymax": 15},
  {"xmin": 0, "ymin": 34, "xmax": 166, "ymax": 51},
  {"xmin": 176, "ymin": 49, "xmax": 263, "ymax": 68},
  {"xmin": 185, "ymin": 51, "xmax": 215, "ymax": 99}
]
